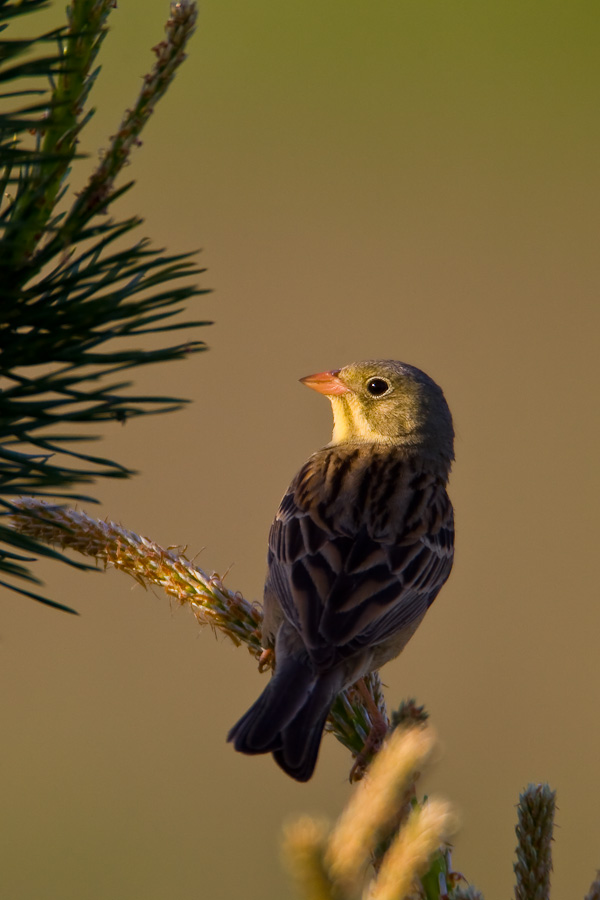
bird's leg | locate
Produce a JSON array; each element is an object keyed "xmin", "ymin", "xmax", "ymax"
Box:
[
  {"xmin": 349, "ymin": 677, "xmax": 390, "ymax": 782},
  {"xmin": 357, "ymin": 676, "xmax": 390, "ymax": 737}
]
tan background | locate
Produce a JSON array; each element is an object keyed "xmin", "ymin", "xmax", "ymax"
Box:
[{"xmin": 2, "ymin": 1, "xmax": 599, "ymax": 898}]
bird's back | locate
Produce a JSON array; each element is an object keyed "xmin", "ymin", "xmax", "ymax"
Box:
[{"xmin": 264, "ymin": 444, "xmax": 454, "ymax": 677}]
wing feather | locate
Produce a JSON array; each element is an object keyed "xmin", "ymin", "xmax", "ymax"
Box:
[{"xmin": 265, "ymin": 446, "xmax": 454, "ymax": 668}]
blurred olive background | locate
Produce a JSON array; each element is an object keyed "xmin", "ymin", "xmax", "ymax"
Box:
[{"xmin": 2, "ymin": 1, "xmax": 599, "ymax": 898}]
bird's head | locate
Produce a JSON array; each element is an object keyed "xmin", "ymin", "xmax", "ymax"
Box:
[{"xmin": 301, "ymin": 359, "xmax": 454, "ymax": 463}]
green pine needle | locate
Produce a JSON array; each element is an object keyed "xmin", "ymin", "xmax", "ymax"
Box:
[{"xmin": 0, "ymin": 0, "xmax": 207, "ymax": 608}]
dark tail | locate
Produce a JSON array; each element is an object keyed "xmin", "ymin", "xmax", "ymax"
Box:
[{"xmin": 227, "ymin": 655, "xmax": 338, "ymax": 782}]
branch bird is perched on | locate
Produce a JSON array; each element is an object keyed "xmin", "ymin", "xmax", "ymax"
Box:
[{"xmin": 228, "ymin": 360, "xmax": 455, "ymax": 781}]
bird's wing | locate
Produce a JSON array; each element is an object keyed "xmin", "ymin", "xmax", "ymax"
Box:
[{"xmin": 267, "ymin": 468, "xmax": 454, "ymax": 663}]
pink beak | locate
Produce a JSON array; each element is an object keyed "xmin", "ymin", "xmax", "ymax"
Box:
[{"xmin": 299, "ymin": 369, "xmax": 349, "ymax": 396}]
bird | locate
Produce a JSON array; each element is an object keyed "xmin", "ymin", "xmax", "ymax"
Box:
[{"xmin": 227, "ymin": 360, "xmax": 455, "ymax": 781}]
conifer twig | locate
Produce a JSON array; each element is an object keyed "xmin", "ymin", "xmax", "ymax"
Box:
[
  {"xmin": 513, "ymin": 783, "xmax": 556, "ymax": 900},
  {"xmin": 0, "ymin": 0, "xmax": 207, "ymax": 606},
  {"xmin": 53, "ymin": 0, "xmax": 198, "ymax": 244},
  {"xmin": 283, "ymin": 725, "xmax": 456, "ymax": 900},
  {"xmin": 11, "ymin": 497, "xmax": 388, "ymax": 765}
]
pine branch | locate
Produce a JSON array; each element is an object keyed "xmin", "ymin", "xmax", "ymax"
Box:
[
  {"xmin": 283, "ymin": 726, "xmax": 456, "ymax": 900},
  {"xmin": 14, "ymin": 501, "xmax": 599, "ymax": 900},
  {"xmin": 48, "ymin": 0, "xmax": 198, "ymax": 253},
  {"xmin": 11, "ymin": 498, "xmax": 391, "ymax": 766},
  {"xmin": 0, "ymin": 1, "xmax": 208, "ymax": 606},
  {"xmin": 513, "ymin": 783, "xmax": 556, "ymax": 900},
  {"xmin": 1, "ymin": 0, "xmax": 112, "ymax": 274}
]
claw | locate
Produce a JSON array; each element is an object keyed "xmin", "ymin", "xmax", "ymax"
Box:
[{"xmin": 258, "ymin": 647, "xmax": 274, "ymax": 673}]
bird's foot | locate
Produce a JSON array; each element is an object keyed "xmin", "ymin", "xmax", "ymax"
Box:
[{"xmin": 257, "ymin": 647, "xmax": 274, "ymax": 672}]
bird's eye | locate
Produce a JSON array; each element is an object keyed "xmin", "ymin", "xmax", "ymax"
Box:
[{"xmin": 366, "ymin": 377, "xmax": 390, "ymax": 397}]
